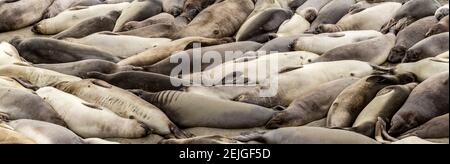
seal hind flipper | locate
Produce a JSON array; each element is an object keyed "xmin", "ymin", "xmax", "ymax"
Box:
[
  {"xmin": 233, "ymin": 131, "xmax": 266, "ymax": 143},
  {"xmin": 169, "ymin": 123, "xmax": 194, "ymax": 139},
  {"xmin": 375, "ymin": 117, "xmax": 399, "ymax": 144},
  {"xmin": 91, "ymin": 79, "xmax": 113, "ymax": 88}
]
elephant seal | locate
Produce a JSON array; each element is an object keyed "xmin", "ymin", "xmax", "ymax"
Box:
[
  {"xmin": 307, "ymin": 0, "xmax": 355, "ymax": 33},
  {"xmin": 143, "ymin": 41, "xmax": 263, "ymax": 76},
  {"xmin": 162, "ymin": 0, "xmax": 186, "ymax": 16},
  {"xmin": 10, "ymin": 37, "xmax": 120, "ymax": 64},
  {"xmin": 313, "ymin": 34, "xmax": 396, "ymax": 65},
  {"xmin": 258, "ymin": 35, "xmax": 303, "ymax": 53},
  {"xmin": 54, "ymin": 79, "xmax": 190, "ymax": 138},
  {"xmin": 248, "ymin": 0, "xmax": 283, "ymax": 18},
  {"xmin": 8, "ymin": 119, "xmax": 116, "ymax": 144},
  {"xmin": 381, "ymin": 0, "xmax": 441, "ymax": 34},
  {"xmin": 350, "ymin": 83, "xmax": 417, "ymax": 137},
  {"xmin": 389, "ymin": 71, "xmax": 449, "ymax": 136},
  {"xmin": 71, "ymin": 0, "xmax": 108, "ymax": 7},
  {"xmin": 266, "ymin": 78, "xmax": 359, "ymax": 129},
  {"xmin": 399, "ymin": 113, "xmax": 449, "ymax": 139},
  {"xmin": 236, "ymin": 8, "xmax": 293, "ymax": 43},
  {"xmin": 387, "ymin": 16, "xmax": 439, "ymax": 63},
  {"xmin": 131, "ymin": 90, "xmax": 276, "ymax": 129},
  {"xmin": 52, "ymin": 11, "xmax": 121, "ymax": 39},
  {"xmin": 0, "ymin": 63, "xmax": 81, "ymax": 87},
  {"xmin": 295, "ymin": 0, "xmax": 332, "ymax": 22},
  {"xmin": 34, "ymin": 59, "xmax": 141, "ymax": 79},
  {"xmin": 288, "ymin": 0, "xmax": 307, "ymax": 10},
  {"xmin": 113, "ymin": 0, "xmax": 163, "ymax": 32},
  {"xmin": 174, "ymin": 0, "xmax": 254, "ymax": 39},
  {"xmin": 43, "ymin": 0, "xmax": 83, "ymax": 18},
  {"xmin": 234, "ymin": 127, "xmax": 379, "ymax": 144},
  {"xmin": 184, "ymin": 127, "xmax": 268, "ymax": 138},
  {"xmin": 326, "ymin": 74, "xmax": 415, "ymax": 128},
  {"xmin": 0, "ymin": 0, "xmax": 54, "ymax": 32},
  {"xmin": 0, "ymin": 120, "xmax": 36, "ymax": 144},
  {"xmin": 316, "ymin": 2, "xmax": 401, "ymax": 33},
  {"xmin": 120, "ymin": 13, "xmax": 175, "ymax": 31},
  {"xmin": 237, "ymin": 60, "xmax": 377, "ymax": 108},
  {"xmin": 403, "ymin": 32, "xmax": 449, "ymax": 63},
  {"xmin": 426, "ymin": 15, "xmax": 449, "ymax": 37},
  {"xmin": 292, "ymin": 30, "xmax": 382, "ymax": 55},
  {"xmin": 117, "ymin": 21, "xmax": 176, "ymax": 38},
  {"xmin": 184, "ymin": 85, "xmax": 256, "ymax": 100},
  {"xmin": 177, "ymin": 0, "xmax": 216, "ymax": 24},
  {"xmin": 65, "ymin": 32, "xmax": 172, "ymax": 58},
  {"xmin": 160, "ymin": 135, "xmax": 243, "ymax": 144},
  {"xmin": 276, "ymin": 14, "xmax": 311, "ymax": 37},
  {"xmin": 117, "ymin": 37, "xmax": 230, "ymax": 66},
  {"xmin": 435, "ymin": 4, "xmax": 449, "ymax": 20},
  {"xmin": 36, "ymin": 87, "xmax": 149, "ymax": 139},
  {"xmin": 86, "ymin": 71, "xmax": 188, "ymax": 92},
  {"xmin": 348, "ymin": 1, "xmax": 381, "ymax": 14},
  {"xmin": 32, "ymin": 3, "xmax": 130, "ymax": 35},
  {"xmin": 394, "ymin": 57, "xmax": 449, "ymax": 82},
  {"xmin": 0, "ymin": 42, "xmax": 28, "ymax": 66},
  {"xmin": 0, "ymin": 87, "xmax": 65, "ymax": 126}
]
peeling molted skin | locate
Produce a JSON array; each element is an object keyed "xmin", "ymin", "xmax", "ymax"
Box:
[
  {"xmin": 399, "ymin": 114, "xmax": 449, "ymax": 139},
  {"xmin": 351, "ymin": 83, "xmax": 417, "ymax": 137},
  {"xmin": 162, "ymin": 0, "xmax": 186, "ymax": 17},
  {"xmin": 174, "ymin": 0, "xmax": 254, "ymax": 39},
  {"xmin": 0, "ymin": 42, "xmax": 28, "ymax": 66},
  {"xmin": 234, "ymin": 127, "xmax": 379, "ymax": 144},
  {"xmin": 133, "ymin": 90, "xmax": 276, "ymax": 129},
  {"xmin": 32, "ymin": 3, "xmax": 130, "ymax": 35},
  {"xmin": 326, "ymin": 74, "xmax": 415, "ymax": 128},
  {"xmin": 0, "ymin": 87, "xmax": 66, "ymax": 126},
  {"xmin": 389, "ymin": 72, "xmax": 449, "ymax": 136},
  {"xmin": 113, "ymin": 0, "xmax": 163, "ymax": 32},
  {"xmin": 34, "ymin": 59, "xmax": 139, "ymax": 79},
  {"xmin": 36, "ymin": 87, "xmax": 148, "ymax": 139},
  {"xmin": 266, "ymin": 78, "xmax": 359, "ymax": 129},
  {"xmin": 0, "ymin": 0, "xmax": 54, "ymax": 32},
  {"xmin": 237, "ymin": 60, "xmax": 376, "ymax": 108},
  {"xmin": 121, "ymin": 13, "xmax": 175, "ymax": 31},
  {"xmin": 426, "ymin": 15, "xmax": 449, "ymax": 37},
  {"xmin": 43, "ymin": 0, "xmax": 83, "ymax": 19},
  {"xmin": 55, "ymin": 79, "xmax": 189, "ymax": 138},
  {"xmin": 394, "ymin": 57, "xmax": 449, "ymax": 82},
  {"xmin": 10, "ymin": 37, "xmax": 120, "ymax": 64},
  {"xmin": 0, "ymin": 121, "xmax": 36, "ymax": 144},
  {"xmin": 160, "ymin": 135, "xmax": 243, "ymax": 144},
  {"xmin": 307, "ymin": 0, "xmax": 355, "ymax": 33},
  {"xmin": 435, "ymin": 4, "xmax": 449, "ymax": 20},
  {"xmin": 403, "ymin": 32, "xmax": 449, "ymax": 63},
  {"xmin": 0, "ymin": 64, "xmax": 81, "ymax": 87},
  {"xmin": 387, "ymin": 16, "xmax": 438, "ymax": 63}
]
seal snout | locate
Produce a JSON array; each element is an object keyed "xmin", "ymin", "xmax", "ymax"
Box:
[{"xmin": 31, "ymin": 24, "xmax": 42, "ymax": 34}]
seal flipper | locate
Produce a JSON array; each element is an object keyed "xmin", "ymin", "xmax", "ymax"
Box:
[
  {"xmin": 375, "ymin": 117, "xmax": 399, "ymax": 144},
  {"xmin": 92, "ymin": 79, "xmax": 113, "ymax": 88},
  {"xmin": 233, "ymin": 131, "xmax": 266, "ymax": 143},
  {"xmin": 82, "ymin": 102, "xmax": 103, "ymax": 111},
  {"xmin": 11, "ymin": 77, "xmax": 39, "ymax": 91},
  {"xmin": 169, "ymin": 123, "xmax": 194, "ymax": 139},
  {"xmin": 0, "ymin": 112, "xmax": 10, "ymax": 122}
]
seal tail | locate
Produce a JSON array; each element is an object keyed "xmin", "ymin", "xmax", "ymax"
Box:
[
  {"xmin": 169, "ymin": 123, "xmax": 194, "ymax": 139},
  {"xmin": 375, "ymin": 117, "xmax": 399, "ymax": 144}
]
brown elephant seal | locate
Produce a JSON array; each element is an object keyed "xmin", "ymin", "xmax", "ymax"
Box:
[
  {"xmin": 403, "ymin": 32, "xmax": 449, "ymax": 63},
  {"xmin": 313, "ymin": 34, "xmax": 396, "ymax": 65},
  {"xmin": 326, "ymin": 73, "xmax": 416, "ymax": 128},
  {"xmin": 399, "ymin": 114, "xmax": 449, "ymax": 139},
  {"xmin": 0, "ymin": 63, "xmax": 81, "ymax": 87},
  {"xmin": 174, "ymin": 0, "xmax": 254, "ymax": 39},
  {"xmin": 315, "ymin": 2, "xmax": 401, "ymax": 33},
  {"xmin": 389, "ymin": 71, "xmax": 449, "ymax": 136},
  {"xmin": 55, "ymin": 79, "xmax": 190, "ymax": 138},
  {"xmin": 0, "ymin": 0, "xmax": 54, "ymax": 32},
  {"xmin": 160, "ymin": 135, "xmax": 243, "ymax": 144},
  {"xmin": 0, "ymin": 87, "xmax": 65, "ymax": 126},
  {"xmin": 234, "ymin": 127, "xmax": 379, "ymax": 144},
  {"xmin": 387, "ymin": 16, "xmax": 439, "ymax": 63},
  {"xmin": 394, "ymin": 57, "xmax": 449, "ymax": 82},
  {"xmin": 435, "ymin": 4, "xmax": 449, "ymax": 20},
  {"xmin": 8, "ymin": 119, "xmax": 117, "ymax": 144},
  {"xmin": 118, "ymin": 37, "xmax": 231, "ymax": 66},
  {"xmin": 52, "ymin": 11, "xmax": 121, "ymax": 39},
  {"xmin": 349, "ymin": 83, "xmax": 417, "ymax": 137},
  {"xmin": 266, "ymin": 78, "xmax": 359, "ymax": 129},
  {"xmin": 113, "ymin": 0, "xmax": 163, "ymax": 32},
  {"xmin": 131, "ymin": 90, "xmax": 276, "ymax": 129},
  {"xmin": 162, "ymin": 0, "xmax": 186, "ymax": 16},
  {"xmin": 236, "ymin": 8, "xmax": 293, "ymax": 43},
  {"xmin": 120, "ymin": 13, "xmax": 175, "ymax": 31},
  {"xmin": 36, "ymin": 87, "xmax": 149, "ymax": 139},
  {"xmin": 86, "ymin": 71, "xmax": 188, "ymax": 92},
  {"xmin": 307, "ymin": 0, "xmax": 355, "ymax": 34},
  {"xmin": 34, "ymin": 59, "xmax": 141, "ymax": 79},
  {"xmin": 426, "ymin": 15, "xmax": 449, "ymax": 37},
  {"xmin": 381, "ymin": 0, "xmax": 441, "ymax": 34},
  {"xmin": 144, "ymin": 41, "xmax": 262, "ymax": 76},
  {"xmin": 0, "ymin": 120, "xmax": 36, "ymax": 144},
  {"xmin": 9, "ymin": 37, "xmax": 120, "ymax": 64}
]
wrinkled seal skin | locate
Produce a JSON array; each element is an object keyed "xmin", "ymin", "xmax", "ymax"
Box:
[
  {"xmin": 113, "ymin": 0, "xmax": 163, "ymax": 32},
  {"xmin": 174, "ymin": 0, "xmax": 254, "ymax": 39},
  {"xmin": 387, "ymin": 16, "xmax": 438, "ymax": 63},
  {"xmin": 0, "ymin": 0, "xmax": 54, "ymax": 32},
  {"xmin": 308, "ymin": 0, "xmax": 355, "ymax": 34},
  {"xmin": 10, "ymin": 37, "xmax": 120, "ymax": 64},
  {"xmin": 389, "ymin": 72, "xmax": 449, "ymax": 136},
  {"xmin": 399, "ymin": 113, "xmax": 449, "ymax": 139},
  {"xmin": 132, "ymin": 90, "xmax": 276, "ymax": 129},
  {"xmin": 55, "ymin": 79, "xmax": 190, "ymax": 138},
  {"xmin": 34, "ymin": 59, "xmax": 139, "ymax": 79},
  {"xmin": 426, "ymin": 15, "xmax": 449, "ymax": 37},
  {"xmin": 266, "ymin": 78, "xmax": 359, "ymax": 129},
  {"xmin": 0, "ymin": 87, "xmax": 66, "ymax": 126},
  {"xmin": 234, "ymin": 127, "xmax": 379, "ymax": 144},
  {"xmin": 326, "ymin": 74, "xmax": 415, "ymax": 128},
  {"xmin": 86, "ymin": 71, "xmax": 188, "ymax": 92},
  {"xmin": 403, "ymin": 32, "xmax": 449, "ymax": 63}
]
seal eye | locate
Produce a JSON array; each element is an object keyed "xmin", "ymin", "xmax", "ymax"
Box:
[
  {"xmin": 213, "ymin": 30, "xmax": 220, "ymax": 35},
  {"xmin": 350, "ymin": 73, "xmax": 355, "ymax": 77}
]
